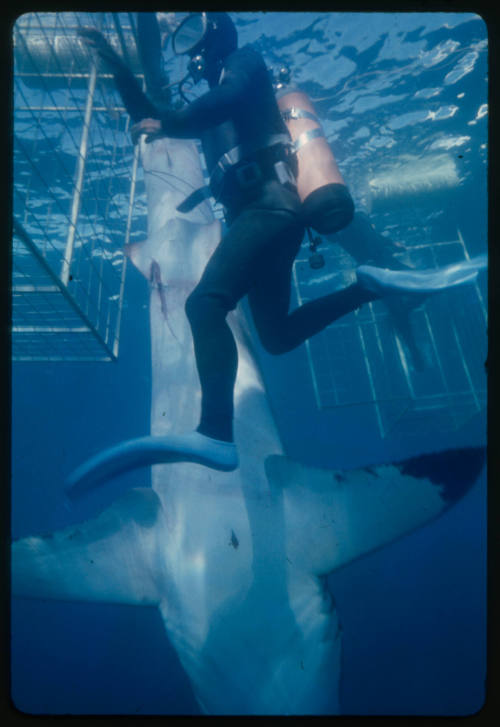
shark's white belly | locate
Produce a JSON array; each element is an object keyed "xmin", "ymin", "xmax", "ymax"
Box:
[{"xmin": 151, "ymin": 485, "xmax": 341, "ymax": 715}]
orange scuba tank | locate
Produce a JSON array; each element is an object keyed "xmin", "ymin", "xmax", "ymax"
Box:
[{"xmin": 275, "ymin": 76, "xmax": 354, "ymax": 235}]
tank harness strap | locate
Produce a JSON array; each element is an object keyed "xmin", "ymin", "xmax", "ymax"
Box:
[
  {"xmin": 176, "ymin": 133, "xmax": 294, "ymax": 214},
  {"xmin": 293, "ymin": 127, "xmax": 325, "ymax": 152},
  {"xmin": 210, "ymin": 133, "xmax": 292, "ymax": 192},
  {"xmin": 280, "ymin": 107, "xmax": 319, "ymax": 123},
  {"xmin": 280, "ymin": 106, "xmax": 326, "ymax": 152}
]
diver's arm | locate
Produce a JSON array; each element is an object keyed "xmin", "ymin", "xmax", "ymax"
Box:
[
  {"xmin": 79, "ymin": 27, "xmax": 158, "ymax": 124},
  {"xmin": 137, "ymin": 13, "xmax": 169, "ymax": 104},
  {"xmin": 113, "ymin": 66, "xmax": 159, "ymax": 124},
  {"xmin": 158, "ymin": 48, "xmax": 260, "ymax": 138},
  {"xmin": 158, "ymin": 69, "xmax": 246, "ymax": 138},
  {"xmin": 131, "ymin": 72, "xmax": 245, "ymax": 143},
  {"xmin": 130, "ymin": 48, "xmax": 258, "ymax": 142}
]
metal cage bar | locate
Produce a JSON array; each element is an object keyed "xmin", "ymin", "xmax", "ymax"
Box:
[
  {"xmin": 293, "ymin": 225, "xmax": 487, "ymax": 439},
  {"xmin": 12, "ymin": 12, "xmax": 143, "ymax": 362}
]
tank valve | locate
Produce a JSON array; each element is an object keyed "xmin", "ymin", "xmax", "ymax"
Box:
[{"xmin": 273, "ymin": 64, "xmax": 291, "ymax": 90}]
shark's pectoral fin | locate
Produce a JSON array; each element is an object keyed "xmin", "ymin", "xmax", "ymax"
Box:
[
  {"xmin": 265, "ymin": 447, "xmax": 485, "ymax": 575},
  {"xmin": 12, "ymin": 488, "xmax": 165, "ymax": 605}
]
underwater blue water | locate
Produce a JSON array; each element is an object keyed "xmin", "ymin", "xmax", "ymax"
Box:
[{"xmin": 11, "ymin": 11, "xmax": 487, "ymax": 716}]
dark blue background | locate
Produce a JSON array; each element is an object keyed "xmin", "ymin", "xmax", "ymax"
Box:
[{"xmin": 10, "ymin": 11, "xmax": 488, "ymax": 717}]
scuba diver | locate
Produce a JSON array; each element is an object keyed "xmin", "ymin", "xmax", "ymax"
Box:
[{"xmin": 70, "ymin": 12, "xmax": 485, "ymax": 494}]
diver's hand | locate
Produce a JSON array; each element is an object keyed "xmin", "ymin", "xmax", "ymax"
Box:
[
  {"xmin": 78, "ymin": 27, "xmax": 123, "ymax": 70},
  {"xmin": 131, "ymin": 118, "xmax": 162, "ymax": 145}
]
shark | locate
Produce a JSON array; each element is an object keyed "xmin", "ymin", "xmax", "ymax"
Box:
[{"xmin": 11, "ymin": 133, "xmax": 485, "ymax": 715}]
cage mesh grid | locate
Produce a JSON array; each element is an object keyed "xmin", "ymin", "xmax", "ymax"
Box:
[
  {"xmin": 293, "ymin": 230, "xmax": 487, "ymax": 439},
  {"xmin": 12, "ymin": 12, "xmax": 143, "ymax": 361}
]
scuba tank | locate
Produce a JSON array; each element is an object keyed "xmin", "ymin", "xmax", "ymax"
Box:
[{"xmin": 274, "ymin": 67, "xmax": 354, "ymax": 238}]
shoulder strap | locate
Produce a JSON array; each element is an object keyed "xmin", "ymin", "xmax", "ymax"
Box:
[{"xmin": 280, "ymin": 106, "xmax": 320, "ymax": 124}]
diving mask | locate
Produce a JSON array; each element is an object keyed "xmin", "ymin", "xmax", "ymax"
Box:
[
  {"xmin": 173, "ymin": 13, "xmax": 211, "ymax": 85},
  {"xmin": 172, "ymin": 13, "xmax": 209, "ymax": 56},
  {"xmin": 173, "ymin": 12, "xmax": 236, "ymax": 92}
]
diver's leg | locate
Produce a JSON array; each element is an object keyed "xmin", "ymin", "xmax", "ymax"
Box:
[
  {"xmin": 185, "ymin": 207, "xmax": 301, "ymax": 442},
  {"xmin": 185, "ymin": 290, "xmax": 238, "ymax": 443},
  {"xmin": 65, "ymin": 206, "xmax": 268, "ymax": 492},
  {"xmin": 251, "ymin": 224, "xmax": 486, "ymax": 355},
  {"xmin": 330, "ymin": 211, "xmax": 408, "ymax": 268},
  {"xmin": 249, "ymin": 233, "xmax": 378, "ymax": 355},
  {"xmin": 251, "ymin": 281, "xmax": 377, "ymax": 355}
]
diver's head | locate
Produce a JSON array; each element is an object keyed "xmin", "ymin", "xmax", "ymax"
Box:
[{"xmin": 173, "ymin": 12, "xmax": 237, "ymax": 85}]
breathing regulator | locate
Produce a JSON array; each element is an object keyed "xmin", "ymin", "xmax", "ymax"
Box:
[{"xmin": 172, "ymin": 13, "xmax": 236, "ymax": 102}]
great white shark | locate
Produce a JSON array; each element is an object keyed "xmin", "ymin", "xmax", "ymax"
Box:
[{"xmin": 11, "ymin": 133, "xmax": 485, "ymax": 715}]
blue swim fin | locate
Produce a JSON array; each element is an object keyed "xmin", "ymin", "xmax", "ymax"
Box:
[
  {"xmin": 357, "ymin": 254, "xmax": 487, "ymax": 296},
  {"xmin": 66, "ymin": 432, "xmax": 238, "ymax": 500}
]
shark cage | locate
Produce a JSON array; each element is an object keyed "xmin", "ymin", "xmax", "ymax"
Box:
[
  {"xmin": 12, "ymin": 12, "xmax": 487, "ymax": 440},
  {"xmin": 12, "ymin": 12, "xmax": 145, "ymax": 362},
  {"xmin": 293, "ymin": 153, "xmax": 487, "ymax": 439}
]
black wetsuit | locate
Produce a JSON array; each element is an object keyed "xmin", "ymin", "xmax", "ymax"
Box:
[
  {"xmin": 107, "ymin": 14, "xmax": 170, "ymax": 122},
  {"xmin": 109, "ymin": 26, "xmax": 377, "ymax": 442}
]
